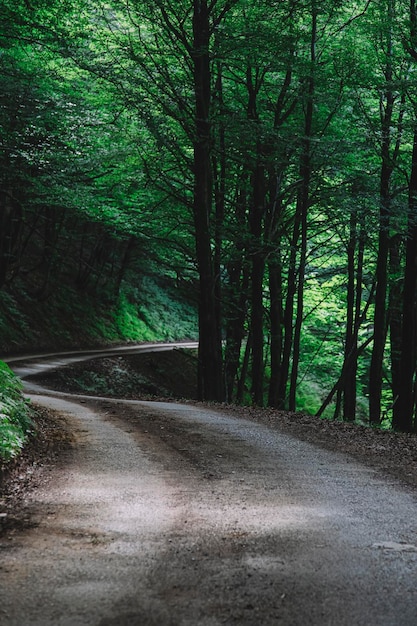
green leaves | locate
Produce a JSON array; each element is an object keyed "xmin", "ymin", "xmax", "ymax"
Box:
[{"xmin": 0, "ymin": 361, "xmax": 33, "ymax": 461}]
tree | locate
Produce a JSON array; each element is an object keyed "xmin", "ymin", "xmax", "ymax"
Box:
[
  {"xmin": 368, "ymin": 0, "xmax": 407, "ymax": 425},
  {"xmin": 392, "ymin": 0, "xmax": 417, "ymax": 430},
  {"xmin": 191, "ymin": 0, "xmax": 225, "ymax": 400}
]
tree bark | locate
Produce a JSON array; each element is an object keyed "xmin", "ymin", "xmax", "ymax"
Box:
[
  {"xmin": 392, "ymin": 121, "xmax": 417, "ymax": 431},
  {"xmin": 192, "ymin": 0, "xmax": 223, "ymax": 401},
  {"xmin": 369, "ymin": 0, "xmax": 400, "ymax": 425},
  {"xmin": 279, "ymin": 210, "xmax": 300, "ymax": 407}
]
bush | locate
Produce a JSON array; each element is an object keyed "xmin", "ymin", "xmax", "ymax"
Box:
[{"xmin": 0, "ymin": 361, "xmax": 33, "ymax": 462}]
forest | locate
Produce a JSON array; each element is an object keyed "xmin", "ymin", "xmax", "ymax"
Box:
[{"xmin": 1, "ymin": 0, "xmax": 417, "ymax": 433}]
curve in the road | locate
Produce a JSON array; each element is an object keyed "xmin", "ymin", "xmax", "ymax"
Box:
[{"xmin": 1, "ymin": 344, "xmax": 417, "ymax": 625}]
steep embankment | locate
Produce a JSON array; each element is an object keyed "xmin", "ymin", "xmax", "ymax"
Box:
[
  {"xmin": 28, "ymin": 348, "xmax": 199, "ymax": 401},
  {"xmin": 0, "ymin": 274, "xmax": 198, "ymax": 354}
]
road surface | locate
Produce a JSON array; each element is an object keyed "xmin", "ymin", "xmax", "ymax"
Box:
[{"xmin": 1, "ymin": 346, "xmax": 417, "ymax": 625}]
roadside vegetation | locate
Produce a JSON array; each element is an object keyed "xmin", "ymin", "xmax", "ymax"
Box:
[{"xmin": 0, "ymin": 362, "xmax": 33, "ymax": 462}]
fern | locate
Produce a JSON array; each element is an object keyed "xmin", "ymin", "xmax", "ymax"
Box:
[{"xmin": 0, "ymin": 361, "xmax": 33, "ymax": 461}]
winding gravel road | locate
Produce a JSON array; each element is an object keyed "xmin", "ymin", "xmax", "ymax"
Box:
[{"xmin": 2, "ymin": 345, "xmax": 417, "ymax": 625}]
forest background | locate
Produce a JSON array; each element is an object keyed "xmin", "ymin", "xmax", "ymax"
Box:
[{"xmin": 2, "ymin": 0, "xmax": 417, "ymax": 434}]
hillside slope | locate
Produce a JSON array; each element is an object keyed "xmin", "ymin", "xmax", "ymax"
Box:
[{"xmin": 0, "ymin": 274, "xmax": 198, "ymax": 355}]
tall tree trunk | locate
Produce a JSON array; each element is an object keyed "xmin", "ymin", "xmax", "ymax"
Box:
[
  {"xmin": 288, "ymin": 176, "xmax": 308, "ymax": 411},
  {"xmin": 224, "ymin": 262, "xmax": 250, "ymax": 402},
  {"xmin": 391, "ymin": 0, "xmax": 417, "ymax": 431},
  {"xmin": 368, "ymin": 137, "xmax": 392, "ymax": 424},
  {"xmin": 341, "ymin": 210, "xmax": 357, "ymax": 421},
  {"xmin": 392, "ymin": 121, "xmax": 417, "ymax": 432},
  {"xmin": 192, "ymin": 0, "xmax": 223, "ymax": 401},
  {"xmin": 213, "ymin": 62, "xmax": 226, "ymax": 363},
  {"xmin": 288, "ymin": 1, "xmax": 316, "ymax": 411},
  {"xmin": 266, "ymin": 65, "xmax": 295, "ymax": 409},
  {"xmin": 266, "ymin": 172, "xmax": 284, "ymax": 409},
  {"xmin": 245, "ymin": 64, "xmax": 267, "ymax": 406},
  {"xmin": 369, "ymin": 0, "xmax": 395, "ymax": 425}
]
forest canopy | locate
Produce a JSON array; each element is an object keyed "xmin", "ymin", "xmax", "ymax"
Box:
[{"xmin": 2, "ymin": 0, "xmax": 417, "ymax": 431}]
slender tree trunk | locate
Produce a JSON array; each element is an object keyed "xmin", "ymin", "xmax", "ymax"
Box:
[
  {"xmin": 388, "ymin": 233, "xmax": 402, "ymax": 416},
  {"xmin": 213, "ymin": 62, "xmax": 226, "ymax": 356},
  {"xmin": 224, "ymin": 269, "xmax": 249, "ymax": 402},
  {"xmin": 266, "ymin": 61, "xmax": 295, "ymax": 409},
  {"xmin": 266, "ymin": 172, "xmax": 284, "ymax": 408},
  {"xmin": 350, "ymin": 225, "xmax": 365, "ymax": 417},
  {"xmin": 268, "ymin": 255, "xmax": 283, "ymax": 407},
  {"xmin": 250, "ymin": 159, "xmax": 266, "ymax": 405},
  {"xmin": 392, "ymin": 0, "xmax": 417, "ymax": 431},
  {"xmin": 288, "ymin": 178, "xmax": 308, "ymax": 411},
  {"xmin": 245, "ymin": 64, "xmax": 267, "ymax": 406},
  {"xmin": 224, "ymin": 179, "xmax": 250, "ymax": 402},
  {"xmin": 341, "ymin": 213, "xmax": 365, "ymax": 421},
  {"xmin": 288, "ymin": 2, "xmax": 316, "ymax": 411},
  {"xmin": 192, "ymin": 0, "xmax": 223, "ymax": 401},
  {"xmin": 279, "ymin": 212, "xmax": 300, "ymax": 407},
  {"xmin": 237, "ymin": 331, "xmax": 252, "ymax": 404},
  {"xmin": 369, "ymin": 151, "xmax": 392, "ymax": 424},
  {"xmin": 341, "ymin": 211, "xmax": 357, "ymax": 421}
]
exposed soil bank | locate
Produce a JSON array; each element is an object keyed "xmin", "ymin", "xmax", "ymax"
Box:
[{"xmin": 28, "ymin": 348, "xmax": 199, "ymax": 401}]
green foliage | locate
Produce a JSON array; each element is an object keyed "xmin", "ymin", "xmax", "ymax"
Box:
[
  {"xmin": 0, "ymin": 361, "xmax": 33, "ymax": 462},
  {"xmin": 114, "ymin": 277, "xmax": 198, "ymax": 342}
]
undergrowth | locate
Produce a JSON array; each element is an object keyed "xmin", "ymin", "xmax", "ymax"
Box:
[
  {"xmin": 0, "ymin": 361, "xmax": 33, "ymax": 462},
  {"xmin": 0, "ymin": 275, "xmax": 198, "ymax": 353}
]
